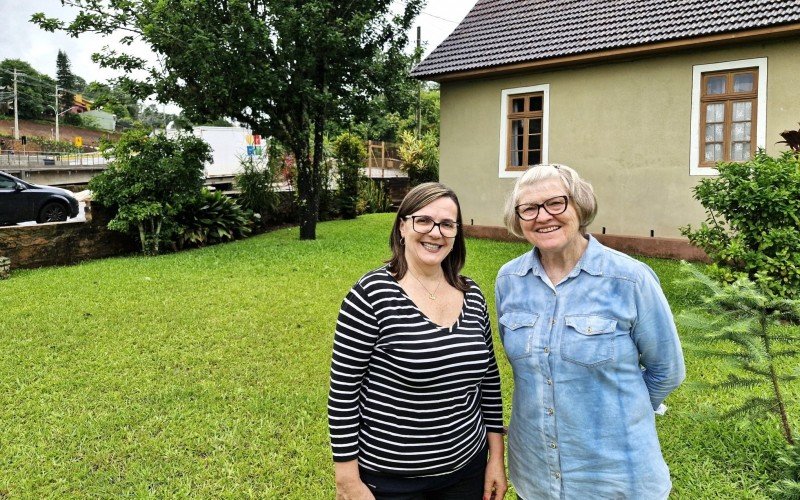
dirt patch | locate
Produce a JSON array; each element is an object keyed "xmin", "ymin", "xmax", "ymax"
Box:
[{"xmin": 0, "ymin": 118, "xmax": 120, "ymax": 151}]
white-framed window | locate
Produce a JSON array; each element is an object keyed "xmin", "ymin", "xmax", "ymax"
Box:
[
  {"xmin": 499, "ymin": 84, "xmax": 549, "ymax": 178},
  {"xmin": 689, "ymin": 58, "xmax": 767, "ymax": 175}
]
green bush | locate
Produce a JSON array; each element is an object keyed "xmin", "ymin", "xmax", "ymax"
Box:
[
  {"xmin": 681, "ymin": 150, "xmax": 800, "ymax": 298},
  {"xmin": 357, "ymin": 177, "xmax": 391, "ymax": 215},
  {"xmin": 333, "ymin": 132, "xmax": 366, "ymax": 219},
  {"xmin": 176, "ymin": 189, "xmax": 256, "ymax": 248},
  {"xmin": 89, "ymin": 128, "xmax": 211, "ymax": 255},
  {"xmin": 398, "ymin": 130, "xmax": 438, "ymax": 186},
  {"xmin": 236, "ymin": 155, "xmax": 280, "ymax": 225}
]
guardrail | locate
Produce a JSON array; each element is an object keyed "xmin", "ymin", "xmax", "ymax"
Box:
[{"xmin": 0, "ymin": 151, "xmax": 107, "ymax": 168}]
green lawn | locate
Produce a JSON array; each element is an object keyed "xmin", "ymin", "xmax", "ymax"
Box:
[{"xmin": 0, "ymin": 213, "xmax": 796, "ymax": 498}]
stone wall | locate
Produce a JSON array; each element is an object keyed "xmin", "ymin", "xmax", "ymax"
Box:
[{"xmin": 0, "ymin": 203, "xmax": 137, "ymax": 270}]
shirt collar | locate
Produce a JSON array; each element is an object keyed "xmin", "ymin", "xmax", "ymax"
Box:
[{"xmin": 511, "ymin": 234, "xmax": 605, "ymax": 278}]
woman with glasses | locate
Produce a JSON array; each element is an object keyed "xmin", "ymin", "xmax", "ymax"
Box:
[
  {"xmin": 495, "ymin": 164, "xmax": 685, "ymax": 500},
  {"xmin": 328, "ymin": 182, "xmax": 507, "ymax": 500}
]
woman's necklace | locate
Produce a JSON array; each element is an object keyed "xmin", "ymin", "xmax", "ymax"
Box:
[{"xmin": 408, "ymin": 269, "xmax": 442, "ymax": 300}]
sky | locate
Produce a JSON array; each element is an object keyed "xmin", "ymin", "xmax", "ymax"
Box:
[{"xmin": 0, "ymin": 0, "xmax": 475, "ymax": 87}]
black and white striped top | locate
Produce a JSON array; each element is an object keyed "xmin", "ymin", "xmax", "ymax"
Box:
[{"xmin": 328, "ymin": 267, "xmax": 504, "ymax": 477}]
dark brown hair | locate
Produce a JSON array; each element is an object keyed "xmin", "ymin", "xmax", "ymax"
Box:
[{"xmin": 386, "ymin": 182, "xmax": 469, "ymax": 292}]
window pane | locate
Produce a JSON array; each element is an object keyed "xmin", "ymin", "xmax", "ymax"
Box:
[
  {"xmin": 512, "ymin": 98, "xmax": 525, "ymax": 113},
  {"xmin": 705, "ymin": 76, "xmax": 726, "ymax": 95},
  {"xmin": 733, "ymin": 73, "xmax": 754, "ymax": 92},
  {"xmin": 512, "ymin": 150, "xmax": 523, "ymax": 167},
  {"xmin": 511, "ymin": 119, "xmax": 524, "ymax": 149},
  {"xmin": 732, "ymin": 101, "xmax": 752, "ymax": 121},
  {"xmin": 704, "ymin": 144, "xmax": 723, "ymax": 162},
  {"xmin": 530, "ymin": 118, "xmax": 542, "ymax": 134},
  {"xmin": 529, "ymin": 95, "xmax": 543, "ymax": 112},
  {"xmin": 529, "ymin": 134, "xmax": 541, "ymax": 150},
  {"xmin": 705, "ymin": 124, "xmax": 724, "ymax": 142},
  {"xmin": 706, "ymin": 103, "xmax": 724, "ymax": 123},
  {"xmin": 528, "ymin": 151, "xmax": 541, "ymax": 166},
  {"xmin": 731, "ymin": 122, "xmax": 751, "ymax": 141},
  {"xmin": 731, "ymin": 142, "xmax": 752, "ymax": 161}
]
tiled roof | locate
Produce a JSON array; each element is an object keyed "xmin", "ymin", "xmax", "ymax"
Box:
[{"xmin": 412, "ymin": 0, "xmax": 800, "ymax": 79}]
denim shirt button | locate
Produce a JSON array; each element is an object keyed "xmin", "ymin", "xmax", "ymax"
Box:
[
  {"xmin": 555, "ymin": 472, "xmax": 561, "ymax": 479},
  {"xmin": 547, "ymin": 408, "xmax": 554, "ymax": 415},
  {"xmin": 546, "ymin": 378, "xmax": 553, "ymax": 385},
  {"xmin": 543, "ymin": 347, "xmax": 550, "ymax": 354},
  {"xmin": 550, "ymin": 442, "xmax": 557, "ymax": 449}
]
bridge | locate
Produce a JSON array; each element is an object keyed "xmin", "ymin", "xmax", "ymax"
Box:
[{"xmin": 0, "ymin": 152, "xmax": 108, "ymax": 186}]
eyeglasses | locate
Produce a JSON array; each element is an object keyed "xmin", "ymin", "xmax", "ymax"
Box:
[
  {"xmin": 403, "ymin": 215, "xmax": 460, "ymax": 238},
  {"xmin": 515, "ymin": 195, "xmax": 570, "ymax": 221}
]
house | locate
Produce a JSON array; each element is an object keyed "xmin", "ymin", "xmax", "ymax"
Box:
[{"xmin": 412, "ymin": 0, "xmax": 800, "ymax": 258}]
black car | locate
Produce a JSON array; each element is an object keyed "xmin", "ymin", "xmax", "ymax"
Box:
[{"xmin": 0, "ymin": 171, "xmax": 80, "ymax": 225}]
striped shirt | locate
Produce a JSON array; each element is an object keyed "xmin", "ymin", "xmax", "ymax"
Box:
[{"xmin": 328, "ymin": 267, "xmax": 504, "ymax": 477}]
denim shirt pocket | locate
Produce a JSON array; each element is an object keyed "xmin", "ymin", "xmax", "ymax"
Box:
[
  {"xmin": 499, "ymin": 312, "xmax": 539, "ymax": 360},
  {"xmin": 561, "ymin": 315, "xmax": 617, "ymax": 367}
]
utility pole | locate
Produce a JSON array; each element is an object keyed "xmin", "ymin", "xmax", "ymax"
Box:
[
  {"xmin": 13, "ymin": 68, "xmax": 20, "ymax": 140},
  {"xmin": 54, "ymin": 85, "xmax": 60, "ymax": 142},
  {"xmin": 416, "ymin": 26, "xmax": 422, "ymax": 139}
]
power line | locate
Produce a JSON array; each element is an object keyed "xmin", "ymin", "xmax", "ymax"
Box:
[{"xmin": 420, "ymin": 11, "xmax": 458, "ymax": 23}]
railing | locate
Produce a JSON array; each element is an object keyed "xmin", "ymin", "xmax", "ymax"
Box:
[{"xmin": 0, "ymin": 151, "xmax": 107, "ymax": 168}]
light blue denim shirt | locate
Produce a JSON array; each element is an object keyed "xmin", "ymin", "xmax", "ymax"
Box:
[{"xmin": 495, "ymin": 236, "xmax": 685, "ymax": 500}]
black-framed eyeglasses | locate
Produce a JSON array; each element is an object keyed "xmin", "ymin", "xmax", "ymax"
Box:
[
  {"xmin": 402, "ymin": 215, "xmax": 460, "ymax": 237},
  {"xmin": 515, "ymin": 195, "xmax": 570, "ymax": 221}
]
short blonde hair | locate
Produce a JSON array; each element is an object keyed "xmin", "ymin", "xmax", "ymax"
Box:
[{"xmin": 503, "ymin": 164, "xmax": 597, "ymax": 238}]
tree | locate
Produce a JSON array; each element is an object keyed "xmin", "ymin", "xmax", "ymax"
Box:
[
  {"xmin": 89, "ymin": 128, "xmax": 211, "ymax": 255},
  {"xmin": 33, "ymin": 0, "xmax": 423, "ymax": 240},
  {"xmin": 0, "ymin": 59, "xmax": 55, "ymax": 119},
  {"xmin": 56, "ymin": 50, "xmax": 76, "ymax": 115}
]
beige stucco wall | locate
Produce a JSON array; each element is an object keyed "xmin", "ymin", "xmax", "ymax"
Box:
[{"xmin": 440, "ymin": 37, "xmax": 800, "ymax": 238}]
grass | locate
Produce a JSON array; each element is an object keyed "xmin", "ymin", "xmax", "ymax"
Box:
[{"xmin": 1, "ymin": 213, "xmax": 797, "ymax": 498}]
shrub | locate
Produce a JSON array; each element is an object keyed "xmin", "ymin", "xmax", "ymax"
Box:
[
  {"xmin": 398, "ymin": 130, "xmax": 438, "ymax": 186},
  {"xmin": 357, "ymin": 177, "xmax": 391, "ymax": 215},
  {"xmin": 89, "ymin": 128, "xmax": 211, "ymax": 255},
  {"xmin": 680, "ymin": 150, "xmax": 800, "ymax": 298},
  {"xmin": 333, "ymin": 132, "xmax": 366, "ymax": 219},
  {"xmin": 176, "ymin": 189, "xmax": 256, "ymax": 248},
  {"xmin": 236, "ymin": 155, "xmax": 280, "ymax": 225}
]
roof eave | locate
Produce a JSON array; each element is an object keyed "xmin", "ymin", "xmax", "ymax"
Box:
[{"xmin": 413, "ymin": 22, "xmax": 800, "ymax": 83}]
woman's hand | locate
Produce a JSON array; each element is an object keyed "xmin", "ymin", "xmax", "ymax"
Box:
[
  {"xmin": 483, "ymin": 432, "xmax": 508, "ymax": 500},
  {"xmin": 335, "ymin": 461, "xmax": 375, "ymax": 500}
]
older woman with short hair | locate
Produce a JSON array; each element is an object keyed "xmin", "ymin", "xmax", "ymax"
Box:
[
  {"xmin": 329, "ymin": 182, "xmax": 507, "ymax": 500},
  {"xmin": 495, "ymin": 164, "xmax": 685, "ymax": 499}
]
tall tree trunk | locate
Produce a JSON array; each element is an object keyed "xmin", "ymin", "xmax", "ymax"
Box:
[
  {"xmin": 299, "ymin": 57, "xmax": 328, "ymax": 240},
  {"xmin": 298, "ymin": 151, "xmax": 317, "ymax": 240}
]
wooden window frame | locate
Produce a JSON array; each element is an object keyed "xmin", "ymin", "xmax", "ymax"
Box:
[
  {"xmin": 506, "ymin": 92, "xmax": 544, "ymax": 172},
  {"xmin": 698, "ymin": 68, "xmax": 758, "ymax": 168},
  {"xmin": 499, "ymin": 84, "xmax": 549, "ymax": 178}
]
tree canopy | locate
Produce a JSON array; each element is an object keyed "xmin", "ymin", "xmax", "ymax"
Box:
[{"xmin": 34, "ymin": 0, "xmax": 424, "ymax": 239}]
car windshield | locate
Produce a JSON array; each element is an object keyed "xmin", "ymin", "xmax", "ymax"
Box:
[{"xmin": 0, "ymin": 176, "xmax": 17, "ymax": 189}]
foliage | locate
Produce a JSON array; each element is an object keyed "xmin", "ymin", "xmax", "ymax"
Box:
[
  {"xmin": 676, "ymin": 262, "xmax": 800, "ymax": 447},
  {"xmin": 398, "ymin": 130, "xmax": 439, "ymax": 186},
  {"xmin": 333, "ymin": 132, "xmax": 366, "ymax": 219},
  {"xmin": 0, "ymin": 59, "xmax": 55, "ymax": 119},
  {"xmin": 235, "ymin": 155, "xmax": 280, "ymax": 225},
  {"xmin": 773, "ymin": 444, "xmax": 800, "ymax": 498},
  {"xmin": 88, "ymin": 128, "xmax": 211, "ymax": 255},
  {"xmin": 175, "ymin": 189, "xmax": 255, "ymax": 248},
  {"xmin": 55, "ymin": 50, "xmax": 76, "ymax": 116},
  {"xmin": 83, "ymin": 81, "xmax": 139, "ymax": 122},
  {"xmin": 33, "ymin": 0, "xmax": 424, "ymax": 241},
  {"xmin": 357, "ymin": 177, "xmax": 392, "ymax": 215},
  {"xmin": 680, "ymin": 150, "xmax": 800, "ymax": 299}
]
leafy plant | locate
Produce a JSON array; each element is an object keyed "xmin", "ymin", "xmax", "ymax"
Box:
[
  {"xmin": 89, "ymin": 128, "xmax": 211, "ymax": 255},
  {"xmin": 680, "ymin": 150, "xmax": 800, "ymax": 299},
  {"xmin": 357, "ymin": 177, "xmax": 391, "ymax": 215},
  {"xmin": 779, "ymin": 123, "xmax": 800, "ymax": 154},
  {"xmin": 333, "ymin": 132, "xmax": 366, "ymax": 219},
  {"xmin": 176, "ymin": 189, "xmax": 256, "ymax": 248},
  {"xmin": 676, "ymin": 262, "xmax": 800, "ymax": 445},
  {"xmin": 398, "ymin": 130, "xmax": 439, "ymax": 186},
  {"xmin": 235, "ymin": 155, "xmax": 280, "ymax": 225}
]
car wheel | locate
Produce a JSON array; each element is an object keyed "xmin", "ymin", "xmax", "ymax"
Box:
[{"xmin": 37, "ymin": 202, "xmax": 69, "ymax": 223}]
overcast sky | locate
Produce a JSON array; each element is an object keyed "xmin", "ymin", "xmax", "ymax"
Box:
[{"xmin": 0, "ymin": 0, "xmax": 474, "ymax": 86}]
